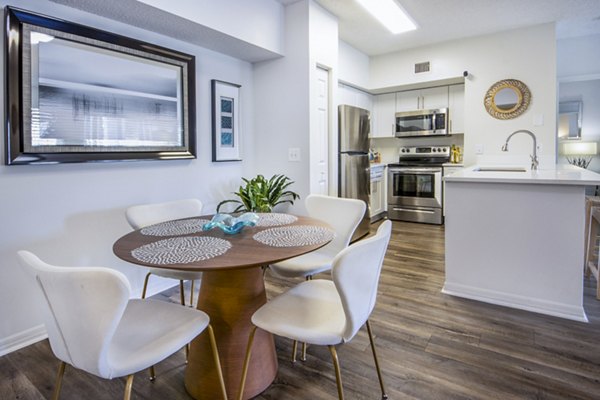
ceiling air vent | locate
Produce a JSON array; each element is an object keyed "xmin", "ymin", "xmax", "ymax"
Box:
[{"xmin": 414, "ymin": 61, "xmax": 430, "ymax": 74}]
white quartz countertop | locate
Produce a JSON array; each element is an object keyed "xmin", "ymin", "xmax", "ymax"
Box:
[{"xmin": 444, "ymin": 164, "xmax": 600, "ymax": 186}]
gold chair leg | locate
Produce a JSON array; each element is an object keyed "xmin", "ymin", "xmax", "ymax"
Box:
[
  {"xmin": 141, "ymin": 272, "xmax": 152, "ymax": 299},
  {"xmin": 237, "ymin": 326, "xmax": 258, "ymax": 400},
  {"xmin": 51, "ymin": 361, "xmax": 66, "ymax": 400},
  {"xmin": 190, "ymin": 280, "xmax": 195, "ymax": 307},
  {"xmin": 207, "ymin": 324, "xmax": 228, "ymax": 400},
  {"xmin": 179, "ymin": 280, "xmax": 186, "ymax": 306},
  {"xmin": 149, "ymin": 366, "xmax": 156, "ymax": 382},
  {"xmin": 123, "ymin": 374, "xmax": 134, "ymax": 400},
  {"xmin": 366, "ymin": 320, "xmax": 388, "ymax": 399},
  {"xmin": 291, "ymin": 340, "xmax": 298, "ymax": 363},
  {"xmin": 301, "ymin": 342, "xmax": 307, "ymax": 362},
  {"xmin": 328, "ymin": 345, "xmax": 344, "ymax": 400}
]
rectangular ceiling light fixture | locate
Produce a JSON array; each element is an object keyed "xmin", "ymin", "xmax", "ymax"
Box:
[{"xmin": 356, "ymin": 0, "xmax": 417, "ymax": 34}]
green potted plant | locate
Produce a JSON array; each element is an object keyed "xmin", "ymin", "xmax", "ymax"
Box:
[{"xmin": 217, "ymin": 174, "xmax": 300, "ymax": 213}]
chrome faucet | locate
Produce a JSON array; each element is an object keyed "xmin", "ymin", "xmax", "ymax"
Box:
[{"xmin": 501, "ymin": 129, "xmax": 539, "ymax": 170}]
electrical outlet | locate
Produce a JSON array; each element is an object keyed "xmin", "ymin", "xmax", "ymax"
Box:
[
  {"xmin": 475, "ymin": 144, "xmax": 484, "ymax": 155},
  {"xmin": 288, "ymin": 147, "xmax": 301, "ymax": 162},
  {"xmin": 533, "ymin": 114, "xmax": 544, "ymax": 126},
  {"xmin": 536, "ymin": 142, "xmax": 542, "ymax": 154}
]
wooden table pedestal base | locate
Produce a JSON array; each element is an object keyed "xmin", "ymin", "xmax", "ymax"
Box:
[{"xmin": 184, "ymin": 268, "xmax": 277, "ymax": 400}]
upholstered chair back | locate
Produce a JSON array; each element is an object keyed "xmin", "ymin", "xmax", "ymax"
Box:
[
  {"xmin": 305, "ymin": 194, "xmax": 366, "ymax": 256},
  {"xmin": 17, "ymin": 251, "xmax": 130, "ymax": 379},
  {"xmin": 331, "ymin": 220, "xmax": 391, "ymax": 342},
  {"xmin": 126, "ymin": 199, "xmax": 203, "ymax": 229}
]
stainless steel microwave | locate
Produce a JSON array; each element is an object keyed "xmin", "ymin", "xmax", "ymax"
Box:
[{"xmin": 395, "ymin": 108, "xmax": 448, "ymax": 138}]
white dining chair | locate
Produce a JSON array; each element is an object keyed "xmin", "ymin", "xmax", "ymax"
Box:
[
  {"xmin": 238, "ymin": 220, "xmax": 392, "ymax": 400},
  {"xmin": 17, "ymin": 250, "xmax": 227, "ymax": 400},
  {"xmin": 268, "ymin": 194, "xmax": 366, "ymax": 361},
  {"xmin": 126, "ymin": 199, "xmax": 204, "ymax": 306},
  {"xmin": 269, "ymin": 194, "xmax": 366, "ymax": 279}
]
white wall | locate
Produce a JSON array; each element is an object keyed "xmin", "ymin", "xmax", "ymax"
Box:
[
  {"xmin": 309, "ymin": 2, "xmax": 339, "ymax": 195},
  {"xmin": 557, "ymin": 34, "xmax": 600, "ymax": 80},
  {"xmin": 136, "ymin": 0, "xmax": 285, "ymax": 55},
  {"xmin": 0, "ymin": 0, "xmax": 256, "ymax": 354},
  {"xmin": 338, "ymin": 41, "xmax": 370, "ymax": 89},
  {"xmin": 253, "ymin": 1, "xmax": 311, "ymax": 212},
  {"xmin": 370, "ymin": 24, "xmax": 558, "ymax": 168}
]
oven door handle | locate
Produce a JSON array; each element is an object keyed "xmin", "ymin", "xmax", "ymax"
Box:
[{"xmin": 389, "ymin": 168, "xmax": 442, "ymax": 173}]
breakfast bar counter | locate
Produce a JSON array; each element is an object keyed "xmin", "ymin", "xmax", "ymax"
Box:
[{"xmin": 443, "ymin": 165, "xmax": 600, "ymax": 322}]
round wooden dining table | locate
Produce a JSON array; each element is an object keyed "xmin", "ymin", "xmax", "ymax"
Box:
[{"xmin": 113, "ymin": 213, "xmax": 333, "ymax": 400}]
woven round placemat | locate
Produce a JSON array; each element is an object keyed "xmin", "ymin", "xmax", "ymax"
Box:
[
  {"xmin": 140, "ymin": 218, "xmax": 210, "ymax": 237},
  {"xmin": 253, "ymin": 225, "xmax": 335, "ymax": 247},
  {"xmin": 131, "ymin": 236, "xmax": 231, "ymax": 265},
  {"xmin": 255, "ymin": 213, "xmax": 298, "ymax": 227}
]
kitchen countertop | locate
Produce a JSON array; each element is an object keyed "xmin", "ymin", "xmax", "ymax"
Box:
[
  {"xmin": 444, "ymin": 164, "xmax": 600, "ymax": 186},
  {"xmin": 443, "ymin": 163, "xmax": 464, "ymax": 167}
]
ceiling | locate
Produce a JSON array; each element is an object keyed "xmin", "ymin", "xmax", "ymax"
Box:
[{"xmin": 278, "ymin": 0, "xmax": 600, "ymax": 56}]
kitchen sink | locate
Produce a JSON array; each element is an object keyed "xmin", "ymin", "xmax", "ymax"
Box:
[{"xmin": 473, "ymin": 167, "xmax": 527, "ymax": 172}]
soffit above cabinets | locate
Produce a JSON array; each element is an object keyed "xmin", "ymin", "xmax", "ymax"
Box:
[{"xmin": 49, "ymin": 0, "xmax": 284, "ymax": 63}]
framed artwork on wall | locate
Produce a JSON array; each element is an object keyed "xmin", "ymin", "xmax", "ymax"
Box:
[
  {"xmin": 5, "ymin": 7, "xmax": 196, "ymax": 165},
  {"xmin": 211, "ymin": 80, "xmax": 241, "ymax": 162}
]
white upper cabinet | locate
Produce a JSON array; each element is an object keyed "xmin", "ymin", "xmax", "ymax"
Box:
[
  {"xmin": 371, "ymin": 93, "xmax": 396, "ymax": 138},
  {"xmin": 448, "ymin": 84, "xmax": 465, "ymax": 134},
  {"xmin": 396, "ymin": 86, "xmax": 449, "ymax": 112},
  {"xmin": 338, "ymin": 84, "xmax": 372, "ymax": 111}
]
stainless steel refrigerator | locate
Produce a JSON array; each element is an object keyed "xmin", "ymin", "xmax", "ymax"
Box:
[{"xmin": 338, "ymin": 104, "xmax": 370, "ymax": 242}]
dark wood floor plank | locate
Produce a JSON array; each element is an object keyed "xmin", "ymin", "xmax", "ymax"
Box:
[{"xmin": 2, "ymin": 220, "xmax": 600, "ymax": 399}]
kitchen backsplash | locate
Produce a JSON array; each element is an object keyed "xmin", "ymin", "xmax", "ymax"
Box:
[{"xmin": 371, "ymin": 135, "xmax": 464, "ymax": 164}]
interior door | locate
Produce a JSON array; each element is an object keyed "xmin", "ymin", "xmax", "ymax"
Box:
[{"xmin": 312, "ymin": 66, "xmax": 329, "ymax": 195}]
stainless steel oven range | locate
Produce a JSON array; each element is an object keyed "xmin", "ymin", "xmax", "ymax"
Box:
[{"xmin": 387, "ymin": 145, "xmax": 450, "ymax": 224}]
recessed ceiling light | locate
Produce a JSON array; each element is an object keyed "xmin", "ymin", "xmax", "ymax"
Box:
[{"xmin": 355, "ymin": 0, "xmax": 417, "ymax": 34}]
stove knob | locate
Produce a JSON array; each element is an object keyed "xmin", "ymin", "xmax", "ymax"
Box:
[
  {"xmin": 432, "ymin": 148, "xmax": 437, "ymax": 152},
  {"xmin": 442, "ymin": 147, "xmax": 448, "ymax": 152}
]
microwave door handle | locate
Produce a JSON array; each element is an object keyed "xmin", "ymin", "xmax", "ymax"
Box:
[{"xmin": 432, "ymin": 112, "xmax": 436, "ymax": 133}]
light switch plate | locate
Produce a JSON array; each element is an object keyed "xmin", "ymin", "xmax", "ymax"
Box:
[
  {"xmin": 475, "ymin": 144, "xmax": 484, "ymax": 155},
  {"xmin": 288, "ymin": 147, "xmax": 301, "ymax": 162},
  {"xmin": 533, "ymin": 114, "xmax": 544, "ymax": 126}
]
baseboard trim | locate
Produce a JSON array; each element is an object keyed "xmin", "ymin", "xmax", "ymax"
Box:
[
  {"xmin": 442, "ymin": 282, "xmax": 588, "ymax": 323},
  {"xmin": 0, "ymin": 324, "xmax": 47, "ymax": 357}
]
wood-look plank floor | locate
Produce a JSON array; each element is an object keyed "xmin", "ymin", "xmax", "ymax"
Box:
[{"xmin": 2, "ymin": 220, "xmax": 600, "ymax": 399}]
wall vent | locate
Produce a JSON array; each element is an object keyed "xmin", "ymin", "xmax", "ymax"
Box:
[{"xmin": 414, "ymin": 61, "xmax": 430, "ymax": 74}]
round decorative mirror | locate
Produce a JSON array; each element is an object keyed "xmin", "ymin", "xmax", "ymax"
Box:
[{"xmin": 484, "ymin": 79, "xmax": 531, "ymax": 119}]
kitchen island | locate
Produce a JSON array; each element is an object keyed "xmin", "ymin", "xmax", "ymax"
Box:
[{"xmin": 443, "ymin": 165, "xmax": 600, "ymax": 322}]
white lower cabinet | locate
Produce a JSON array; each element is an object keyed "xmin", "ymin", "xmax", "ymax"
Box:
[{"xmin": 370, "ymin": 165, "xmax": 386, "ymax": 220}]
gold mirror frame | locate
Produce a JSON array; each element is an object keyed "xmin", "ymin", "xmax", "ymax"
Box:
[{"xmin": 484, "ymin": 79, "xmax": 531, "ymax": 120}]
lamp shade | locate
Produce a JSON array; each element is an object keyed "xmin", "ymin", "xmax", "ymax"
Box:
[{"xmin": 560, "ymin": 141, "xmax": 598, "ymax": 156}]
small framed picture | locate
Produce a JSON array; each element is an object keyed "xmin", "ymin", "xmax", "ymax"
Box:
[{"xmin": 211, "ymin": 80, "xmax": 241, "ymax": 162}]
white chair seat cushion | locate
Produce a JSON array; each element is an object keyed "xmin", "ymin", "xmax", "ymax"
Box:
[
  {"xmin": 269, "ymin": 251, "xmax": 335, "ymax": 278},
  {"xmin": 251, "ymin": 280, "xmax": 345, "ymax": 346},
  {"xmin": 148, "ymin": 267, "xmax": 202, "ymax": 280},
  {"xmin": 108, "ymin": 299, "xmax": 208, "ymax": 378}
]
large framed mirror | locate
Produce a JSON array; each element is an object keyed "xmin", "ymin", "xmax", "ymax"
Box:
[
  {"xmin": 558, "ymin": 101, "xmax": 583, "ymax": 140},
  {"xmin": 484, "ymin": 79, "xmax": 531, "ymax": 120}
]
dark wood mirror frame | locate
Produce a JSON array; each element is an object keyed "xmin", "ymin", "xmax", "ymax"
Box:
[{"xmin": 5, "ymin": 7, "xmax": 196, "ymax": 165}]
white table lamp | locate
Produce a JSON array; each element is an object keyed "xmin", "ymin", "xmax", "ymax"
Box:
[{"xmin": 560, "ymin": 141, "xmax": 597, "ymax": 169}]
